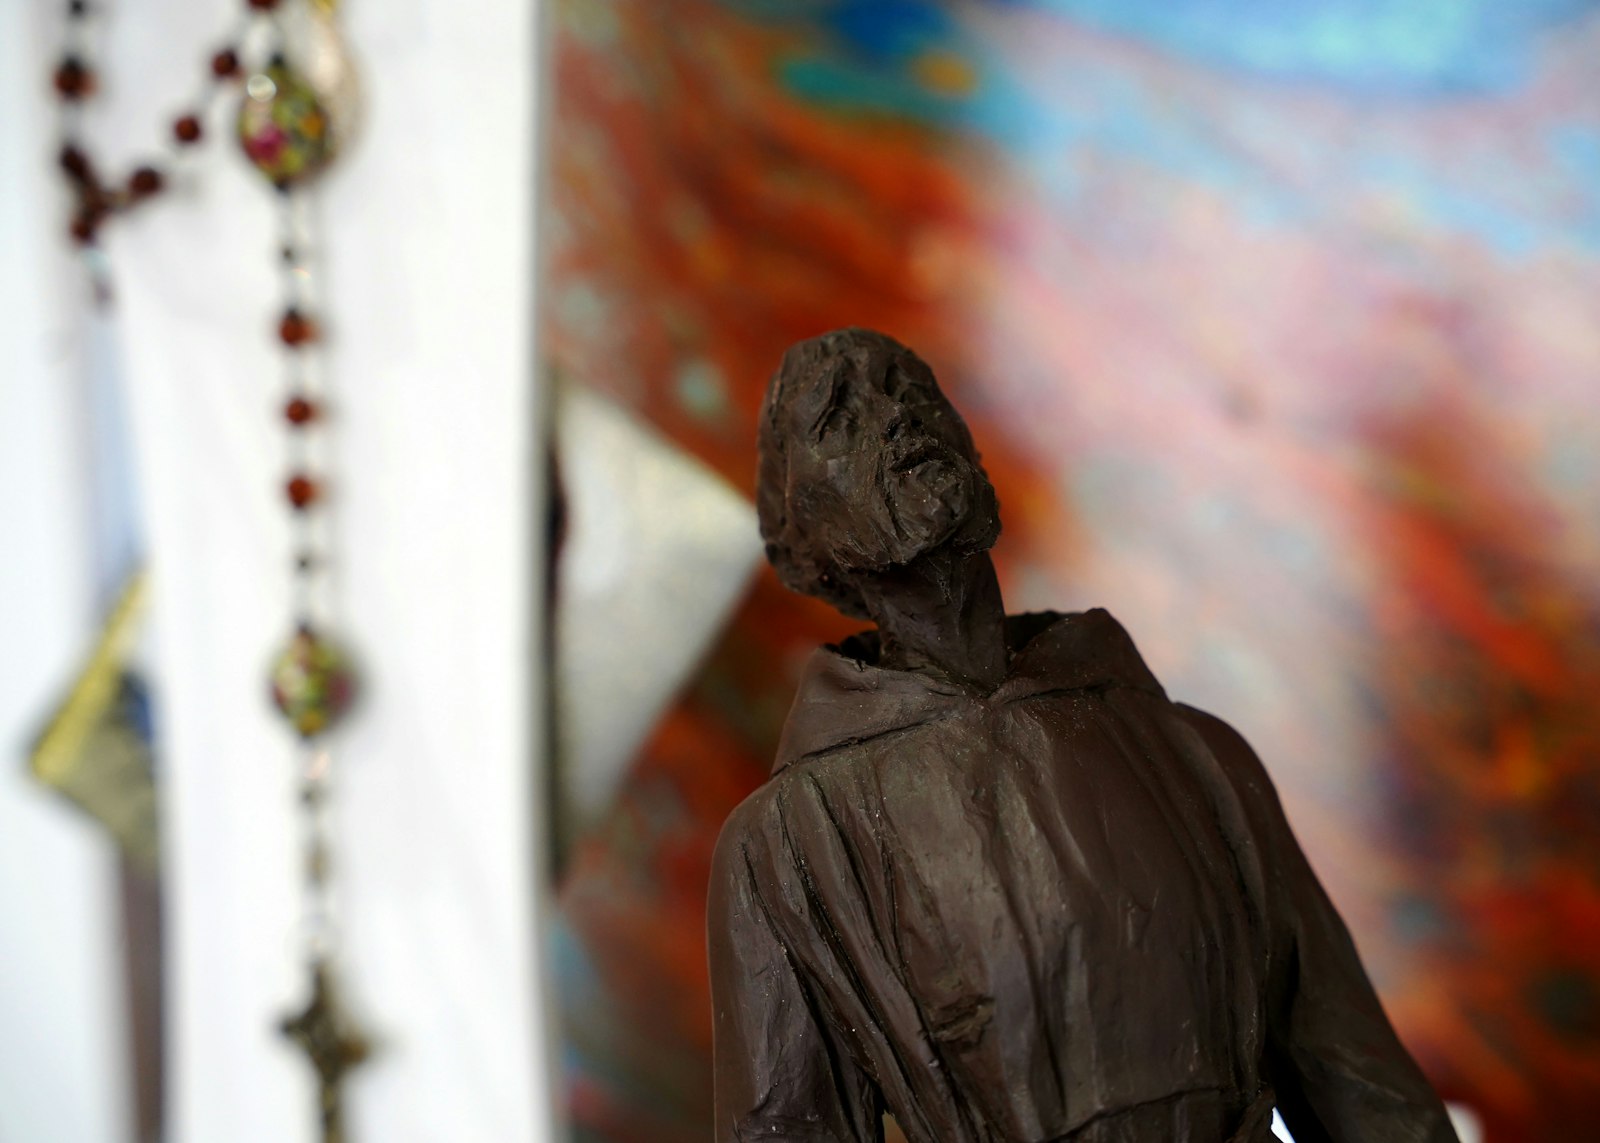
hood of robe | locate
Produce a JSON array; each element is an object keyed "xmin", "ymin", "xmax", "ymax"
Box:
[{"xmin": 773, "ymin": 607, "xmax": 1168, "ymax": 773}]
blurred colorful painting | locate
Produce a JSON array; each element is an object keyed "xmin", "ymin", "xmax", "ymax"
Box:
[{"xmin": 546, "ymin": 2, "xmax": 1600, "ymax": 1139}]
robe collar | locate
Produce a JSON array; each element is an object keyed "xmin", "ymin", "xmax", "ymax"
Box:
[{"xmin": 773, "ymin": 607, "xmax": 1166, "ymax": 774}]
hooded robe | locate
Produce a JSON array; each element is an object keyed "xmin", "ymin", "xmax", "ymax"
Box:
[{"xmin": 709, "ymin": 608, "xmax": 1454, "ymax": 1143}]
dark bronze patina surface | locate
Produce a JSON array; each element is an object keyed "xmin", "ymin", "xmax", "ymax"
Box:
[{"xmin": 709, "ymin": 329, "xmax": 1456, "ymax": 1142}]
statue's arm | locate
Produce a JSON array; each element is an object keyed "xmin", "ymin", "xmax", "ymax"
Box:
[
  {"xmin": 708, "ymin": 803, "xmax": 884, "ymax": 1143},
  {"xmin": 1177, "ymin": 705, "xmax": 1457, "ymax": 1143}
]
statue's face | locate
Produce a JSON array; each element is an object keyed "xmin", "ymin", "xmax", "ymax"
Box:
[{"xmin": 777, "ymin": 344, "xmax": 999, "ymax": 576}]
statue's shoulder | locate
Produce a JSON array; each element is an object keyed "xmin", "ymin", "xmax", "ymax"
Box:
[
  {"xmin": 710, "ymin": 769, "xmax": 805, "ymax": 875},
  {"xmin": 713, "ymin": 781, "xmax": 778, "ymax": 854},
  {"xmin": 1172, "ymin": 702, "xmax": 1289, "ymax": 827},
  {"xmin": 713, "ymin": 748, "xmax": 882, "ymax": 878}
]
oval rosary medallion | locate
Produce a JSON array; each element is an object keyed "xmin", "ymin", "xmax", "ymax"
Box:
[{"xmin": 237, "ymin": 59, "xmax": 337, "ymax": 187}]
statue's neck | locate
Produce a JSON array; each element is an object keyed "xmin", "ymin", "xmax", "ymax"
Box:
[{"xmin": 855, "ymin": 550, "xmax": 1009, "ymax": 692}]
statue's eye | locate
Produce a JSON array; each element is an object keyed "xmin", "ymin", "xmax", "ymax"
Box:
[
  {"xmin": 885, "ymin": 365, "xmax": 912, "ymax": 402},
  {"xmin": 809, "ymin": 371, "xmax": 854, "ymax": 441},
  {"xmin": 886, "ymin": 362, "xmax": 937, "ymax": 407},
  {"xmin": 816, "ymin": 402, "xmax": 854, "ymax": 440},
  {"xmin": 811, "ymin": 387, "xmax": 855, "ymax": 441}
]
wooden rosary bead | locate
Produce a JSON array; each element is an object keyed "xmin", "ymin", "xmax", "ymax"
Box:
[
  {"xmin": 286, "ymin": 474, "xmax": 321, "ymax": 510},
  {"xmin": 173, "ymin": 115, "xmax": 203, "ymax": 144},
  {"xmin": 211, "ymin": 48, "xmax": 240, "ymax": 78},
  {"xmin": 127, "ymin": 166, "xmax": 165, "ymax": 198},
  {"xmin": 53, "ymin": 56, "xmax": 96, "ymax": 100},
  {"xmin": 279, "ymin": 308, "xmax": 319, "ymax": 347}
]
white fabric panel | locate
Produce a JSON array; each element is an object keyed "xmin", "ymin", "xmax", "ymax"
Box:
[
  {"xmin": 554, "ymin": 385, "xmax": 763, "ymax": 833},
  {"xmin": 89, "ymin": 2, "xmax": 553, "ymax": 1141},
  {"xmin": 0, "ymin": 9, "xmax": 131, "ymax": 1141}
]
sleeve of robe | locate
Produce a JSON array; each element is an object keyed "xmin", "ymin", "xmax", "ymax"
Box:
[
  {"xmin": 708, "ymin": 803, "xmax": 885, "ymax": 1143},
  {"xmin": 1179, "ymin": 706, "xmax": 1458, "ymax": 1143}
]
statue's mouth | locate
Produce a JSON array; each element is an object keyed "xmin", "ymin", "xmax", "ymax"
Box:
[{"xmin": 890, "ymin": 440, "xmax": 956, "ymax": 477}]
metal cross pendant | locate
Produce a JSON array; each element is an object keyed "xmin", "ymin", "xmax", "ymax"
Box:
[{"xmin": 281, "ymin": 960, "xmax": 371, "ymax": 1143}]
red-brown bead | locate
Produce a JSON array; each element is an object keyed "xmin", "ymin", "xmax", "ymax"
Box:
[
  {"xmin": 59, "ymin": 144, "xmax": 94, "ymax": 185},
  {"xmin": 284, "ymin": 396, "xmax": 319, "ymax": 426},
  {"xmin": 278, "ymin": 309, "xmax": 319, "ymax": 348},
  {"xmin": 210, "ymin": 48, "xmax": 240, "ymax": 78},
  {"xmin": 246, "ymin": 0, "xmax": 280, "ymax": 9},
  {"xmin": 127, "ymin": 166, "xmax": 164, "ymax": 198},
  {"xmin": 286, "ymin": 474, "xmax": 320, "ymax": 509},
  {"xmin": 69, "ymin": 209, "xmax": 100, "ymax": 245},
  {"xmin": 173, "ymin": 115, "xmax": 203, "ymax": 144},
  {"xmin": 53, "ymin": 57, "xmax": 96, "ymax": 100}
]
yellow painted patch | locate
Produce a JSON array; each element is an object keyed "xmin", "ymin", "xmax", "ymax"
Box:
[{"xmin": 911, "ymin": 50, "xmax": 978, "ymax": 96}]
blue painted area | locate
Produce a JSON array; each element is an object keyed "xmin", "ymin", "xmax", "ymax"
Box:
[
  {"xmin": 674, "ymin": 358, "xmax": 732, "ymax": 421},
  {"xmin": 780, "ymin": 55, "xmax": 967, "ymax": 126},
  {"xmin": 826, "ymin": 0, "xmax": 953, "ymax": 60},
  {"xmin": 122, "ymin": 674, "xmax": 155, "ymax": 743},
  {"xmin": 997, "ymin": 0, "xmax": 1600, "ymax": 94},
  {"xmin": 1550, "ymin": 124, "xmax": 1600, "ymax": 179},
  {"xmin": 1357, "ymin": 150, "xmax": 1545, "ymax": 257},
  {"xmin": 731, "ymin": 0, "xmax": 1600, "ymax": 94},
  {"xmin": 1548, "ymin": 125, "xmax": 1600, "ymax": 246},
  {"xmin": 1392, "ymin": 893, "xmax": 1454, "ymax": 944},
  {"xmin": 1543, "ymin": 433, "xmax": 1599, "ymax": 498},
  {"xmin": 726, "ymin": 0, "xmax": 1600, "ymax": 255},
  {"xmin": 782, "ymin": 44, "xmax": 1312, "ymax": 222},
  {"xmin": 550, "ymin": 912, "xmax": 607, "ymax": 1019},
  {"xmin": 726, "ymin": 0, "xmax": 958, "ymax": 61}
]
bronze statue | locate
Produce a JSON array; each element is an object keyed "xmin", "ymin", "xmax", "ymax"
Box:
[{"xmin": 708, "ymin": 329, "xmax": 1457, "ymax": 1143}]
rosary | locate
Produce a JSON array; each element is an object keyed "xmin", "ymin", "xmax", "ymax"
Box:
[{"xmin": 54, "ymin": 1, "xmax": 371, "ymax": 1138}]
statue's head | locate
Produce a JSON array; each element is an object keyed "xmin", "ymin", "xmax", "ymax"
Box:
[{"xmin": 757, "ymin": 328, "xmax": 1001, "ymax": 620}]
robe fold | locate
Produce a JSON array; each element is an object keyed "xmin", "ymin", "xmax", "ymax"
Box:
[{"xmin": 709, "ymin": 608, "xmax": 1454, "ymax": 1143}]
